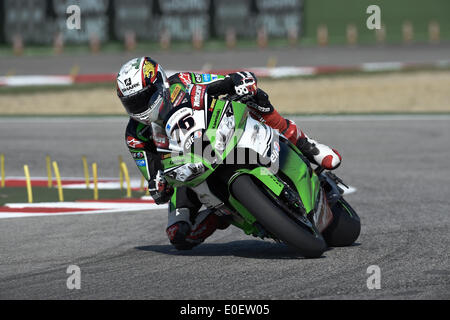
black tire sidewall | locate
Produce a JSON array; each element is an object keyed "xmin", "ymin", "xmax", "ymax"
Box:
[{"xmin": 231, "ymin": 175, "xmax": 327, "ymax": 258}]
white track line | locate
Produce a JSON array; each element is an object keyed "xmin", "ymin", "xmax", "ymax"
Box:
[
  {"xmin": 0, "ymin": 207, "xmax": 166, "ymax": 219},
  {"xmin": 5, "ymin": 202, "xmax": 159, "ymax": 210},
  {"xmin": 0, "ymin": 201, "xmax": 167, "ymax": 219}
]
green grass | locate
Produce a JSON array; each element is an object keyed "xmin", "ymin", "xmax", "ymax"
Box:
[
  {"xmin": 302, "ymin": 0, "xmax": 450, "ymax": 45},
  {"xmin": 0, "ymin": 38, "xmax": 298, "ymax": 58},
  {"xmin": 0, "ymin": 186, "xmax": 146, "ymax": 206}
]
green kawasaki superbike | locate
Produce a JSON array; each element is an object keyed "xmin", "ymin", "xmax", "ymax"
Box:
[{"xmin": 160, "ymin": 93, "xmax": 361, "ymax": 258}]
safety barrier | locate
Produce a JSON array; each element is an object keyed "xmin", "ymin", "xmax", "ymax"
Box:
[{"xmin": 0, "ymin": 154, "xmax": 149, "ymax": 204}]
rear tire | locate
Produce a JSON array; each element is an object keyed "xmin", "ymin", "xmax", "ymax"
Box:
[
  {"xmin": 323, "ymin": 198, "xmax": 361, "ymax": 247},
  {"xmin": 231, "ymin": 175, "xmax": 327, "ymax": 258}
]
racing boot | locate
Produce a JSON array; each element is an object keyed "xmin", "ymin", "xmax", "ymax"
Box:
[
  {"xmin": 166, "ymin": 219, "xmax": 195, "ymax": 250},
  {"xmin": 249, "ymin": 89, "xmax": 342, "ymax": 170},
  {"xmin": 282, "ymin": 119, "xmax": 342, "ymax": 169},
  {"xmin": 166, "ymin": 209, "xmax": 230, "ymax": 250},
  {"xmin": 185, "ymin": 210, "xmax": 230, "ymax": 245}
]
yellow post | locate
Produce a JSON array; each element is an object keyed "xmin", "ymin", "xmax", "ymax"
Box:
[
  {"xmin": 120, "ymin": 162, "xmax": 132, "ymax": 198},
  {"xmin": 46, "ymin": 155, "xmax": 52, "ymax": 188},
  {"xmin": 1, "ymin": 153, "xmax": 5, "ymax": 188},
  {"xmin": 82, "ymin": 155, "xmax": 90, "ymax": 189},
  {"xmin": 70, "ymin": 64, "xmax": 80, "ymax": 80},
  {"xmin": 92, "ymin": 162, "xmax": 98, "ymax": 200},
  {"xmin": 52, "ymin": 161, "xmax": 64, "ymax": 202},
  {"xmin": 140, "ymin": 175, "xmax": 145, "ymax": 192},
  {"xmin": 145, "ymin": 180, "xmax": 150, "ymax": 196},
  {"xmin": 23, "ymin": 165, "xmax": 33, "ymax": 203},
  {"xmin": 118, "ymin": 155, "xmax": 124, "ymax": 190}
]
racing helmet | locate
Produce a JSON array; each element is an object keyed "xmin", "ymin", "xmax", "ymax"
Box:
[{"xmin": 117, "ymin": 57, "xmax": 172, "ymax": 125}]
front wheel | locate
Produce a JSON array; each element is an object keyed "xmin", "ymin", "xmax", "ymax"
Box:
[
  {"xmin": 230, "ymin": 175, "xmax": 327, "ymax": 258},
  {"xmin": 322, "ymin": 198, "xmax": 361, "ymax": 247}
]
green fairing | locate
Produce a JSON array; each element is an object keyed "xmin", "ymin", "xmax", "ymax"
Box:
[
  {"xmin": 169, "ymin": 188, "xmax": 177, "ymax": 212},
  {"xmin": 164, "ymin": 152, "xmax": 214, "ymax": 188},
  {"xmin": 138, "ymin": 166, "xmax": 150, "ymax": 181},
  {"xmin": 229, "ymin": 167, "xmax": 284, "ymax": 197},
  {"xmin": 219, "ymin": 101, "xmax": 247, "ymax": 161},
  {"xmin": 161, "ymin": 96, "xmax": 320, "ymax": 238},
  {"xmin": 277, "ymin": 142, "xmax": 320, "ymax": 213}
]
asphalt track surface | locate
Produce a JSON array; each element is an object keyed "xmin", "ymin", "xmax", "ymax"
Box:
[
  {"xmin": 0, "ymin": 115, "xmax": 449, "ymax": 299},
  {"xmin": 1, "ymin": 43, "xmax": 450, "ymax": 75}
]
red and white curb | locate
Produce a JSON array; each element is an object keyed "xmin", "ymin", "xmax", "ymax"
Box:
[
  {"xmin": 0, "ymin": 197, "xmax": 167, "ymax": 219},
  {"xmin": 0, "ymin": 177, "xmax": 355, "ymax": 219},
  {"xmin": 1, "ymin": 60, "xmax": 448, "ymax": 86},
  {"xmin": 0, "ymin": 177, "xmax": 166, "ymax": 219}
]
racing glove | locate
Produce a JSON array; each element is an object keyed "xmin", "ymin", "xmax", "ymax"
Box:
[
  {"xmin": 245, "ymin": 88, "xmax": 274, "ymax": 114},
  {"xmin": 229, "ymin": 71, "xmax": 258, "ymax": 98},
  {"xmin": 206, "ymin": 71, "xmax": 258, "ymax": 99},
  {"xmin": 148, "ymin": 170, "xmax": 174, "ymax": 204}
]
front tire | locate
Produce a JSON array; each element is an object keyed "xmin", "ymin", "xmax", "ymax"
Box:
[
  {"xmin": 323, "ymin": 198, "xmax": 361, "ymax": 247},
  {"xmin": 231, "ymin": 175, "xmax": 327, "ymax": 258}
]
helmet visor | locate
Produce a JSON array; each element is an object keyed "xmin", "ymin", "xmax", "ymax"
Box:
[
  {"xmin": 120, "ymin": 85, "xmax": 157, "ymax": 115},
  {"xmin": 129, "ymin": 86, "xmax": 172, "ymax": 125}
]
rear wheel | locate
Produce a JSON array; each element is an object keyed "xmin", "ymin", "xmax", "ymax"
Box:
[
  {"xmin": 323, "ymin": 198, "xmax": 361, "ymax": 247},
  {"xmin": 231, "ymin": 175, "xmax": 327, "ymax": 258}
]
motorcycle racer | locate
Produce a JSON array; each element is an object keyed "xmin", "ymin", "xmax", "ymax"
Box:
[{"xmin": 117, "ymin": 57, "xmax": 342, "ymax": 250}]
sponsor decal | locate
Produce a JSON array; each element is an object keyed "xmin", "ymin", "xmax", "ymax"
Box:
[
  {"xmin": 208, "ymin": 98, "xmax": 216, "ymax": 112},
  {"xmin": 170, "ymin": 83, "xmax": 186, "ymax": 106},
  {"xmin": 170, "ymin": 84, "xmax": 182, "ymax": 102},
  {"xmin": 122, "ymin": 82, "xmax": 139, "ymax": 93},
  {"xmin": 211, "ymin": 74, "xmax": 218, "ymax": 81},
  {"xmin": 209, "ymin": 106, "xmax": 222, "ymax": 130},
  {"xmin": 174, "ymin": 91, "xmax": 186, "ymax": 106},
  {"xmin": 178, "ymin": 73, "xmax": 192, "ymax": 86},
  {"xmin": 126, "ymin": 136, "xmax": 145, "ymax": 148},
  {"xmin": 124, "ymin": 78, "xmax": 131, "ymax": 86},
  {"xmin": 184, "ymin": 135, "xmax": 195, "ymax": 149},
  {"xmin": 131, "ymin": 58, "xmax": 141, "ymax": 70},
  {"xmin": 270, "ymin": 149, "xmax": 279, "ymax": 163},
  {"xmin": 191, "ymin": 85, "xmax": 205, "ymax": 110},
  {"xmin": 132, "ymin": 151, "xmax": 144, "ymax": 159},
  {"xmin": 270, "ymin": 140, "xmax": 280, "ymax": 163},
  {"xmin": 192, "ymin": 73, "xmax": 203, "ymax": 83},
  {"xmin": 193, "ymin": 130, "xmax": 202, "ymax": 139},
  {"xmin": 273, "ymin": 141, "xmax": 280, "ymax": 153},
  {"xmin": 202, "ymin": 74, "xmax": 211, "ymax": 82},
  {"xmin": 135, "ymin": 159, "xmax": 146, "ymax": 167}
]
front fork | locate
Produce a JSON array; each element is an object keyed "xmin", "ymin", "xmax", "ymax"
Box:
[{"xmin": 317, "ymin": 168, "xmax": 346, "ymax": 208}]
